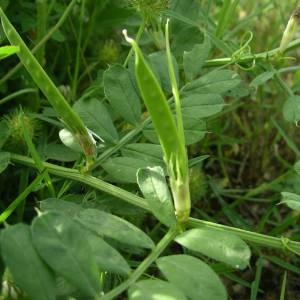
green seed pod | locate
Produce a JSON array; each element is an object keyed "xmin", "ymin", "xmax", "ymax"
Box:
[{"xmin": 123, "ymin": 29, "xmax": 190, "ymax": 223}]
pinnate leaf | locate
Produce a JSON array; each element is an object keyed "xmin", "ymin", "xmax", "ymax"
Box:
[
  {"xmin": 1, "ymin": 224, "xmax": 56, "ymax": 300},
  {"xmin": 75, "ymin": 208, "xmax": 154, "ymax": 249},
  {"xmin": 31, "ymin": 211, "xmax": 100, "ymax": 297}
]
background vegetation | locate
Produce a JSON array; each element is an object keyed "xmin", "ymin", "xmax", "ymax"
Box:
[{"xmin": 0, "ymin": 0, "xmax": 300, "ymax": 299}]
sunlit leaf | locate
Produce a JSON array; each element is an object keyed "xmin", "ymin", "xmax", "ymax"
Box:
[
  {"xmin": 128, "ymin": 279, "xmax": 187, "ymax": 300},
  {"xmin": 0, "ymin": 45, "xmax": 19, "ymax": 60},
  {"xmin": 175, "ymin": 228, "xmax": 250, "ymax": 269},
  {"xmin": 280, "ymin": 192, "xmax": 300, "ymax": 212}
]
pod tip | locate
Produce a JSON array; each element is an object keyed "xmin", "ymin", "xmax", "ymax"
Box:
[{"xmin": 122, "ymin": 29, "xmax": 134, "ymax": 44}]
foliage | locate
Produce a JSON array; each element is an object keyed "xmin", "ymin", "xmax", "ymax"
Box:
[{"xmin": 0, "ymin": 0, "xmax": 300, "ymax": 299}]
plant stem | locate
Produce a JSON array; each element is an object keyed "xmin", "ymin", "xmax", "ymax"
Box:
[
  {"xmin": 10, "ymin": 153, "xmax": 300, "ymax": 254},
  {"xmin": 0, "ymin": 88, "xmax": 37, "ymax": 106},
  {"xmin": 71, "ymin": 0, "xmax": 85, "ymax": 101},
  {"xmin": 203, "ymin": 38, "xmax": 300, "ymax": 67},
  {"xmin": 0, "ymin": 171, "xmax": 45, "ymax": 223},
  {"xmin": 100, "ymin": 228, "xmax": 178, "ymax": 300},
  {"xmin": 10, "ymin": 153, "xmax": 150, "ymax": 211},
  {"xmin": 188, "ymin": 218, "xmax": 300, "ymax": 254},
  {"xmin": 36, "ymin": 0, "xmax": 48, "ymax": 65}
]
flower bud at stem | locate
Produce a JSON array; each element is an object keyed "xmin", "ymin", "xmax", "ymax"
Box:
[{"xmin": 279, "ymin": 7, "xmax": 300, "ymax": 54}]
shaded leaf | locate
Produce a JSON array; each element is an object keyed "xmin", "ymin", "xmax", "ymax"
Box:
[
  {"xmin": 44, "ymin": 143, "xmax": 79, "ymax": 162},
  {"xmin": 183, "ymin": 118, "xmax": 207, "ymax": 145},
  {"xmin": 283, "ymin": 95, "xmax": 300, "ymax": 123},
  {"xmin": 86, "ymin": 231, "xmax": 131, "ymax": 275},
  {"xmin": 183, "ymin": 70, "xmax": 241, "ymax": 95},
  {"xmin": 175, "ymin": 228, "xmax": 251, "ymax": 269},
  {"xmin": 183, "ymin": 38, "xmax": 211, "ymax": 81},
  {"xmin": 149, "ymin": 51, "xmax": 179, "ymax": 94},
  {"xmin": 31, "ymin": 211, "xmax": 100, "ymax": 297},
  {"xmin": 122, "ymin": 143, "xmax": 164, "ymax": 165},
  {"xmin": 104, "ymin": 65, "xmax": 141, "ymax": 125},
  {"xmin": 75, "ymin": 208, "xmax": 154, "ymax": 249},
  {"xmin": 280, "ymin": 192, "xmax": 300, "ymax": 212},
  {"xmin": 137, "ymin": 166, "xmax": 176, "ymax": 228},
  {"xmin": 1, "ymin": 224, "xmax": 56, "ymax": 300},
  {"xmin": 172, "ymin": 26, "xmax": 204, "ymax": 56},
  {"xmin": 157, "ymin": 255, "xmax": 227, "ymax": 300},
  {"xmin": 143, "ymin": 118, "xmax": 206, "ymax": 146},
  {"xmin": 101, "ymin": 157, "xmax": 164, "ymax": 183},
  {"xmin": 128, "ymin": 279, "xmax": 187, "ymax": 300},
  {"xmin": 0, "ymin": 151, "xmax": 10, "ymax": 174},
  {"xmin": 39, "ymin": 199, "xmax": 84, "ymax": 216},
  {"xmin": 73, "ymin": 98, "xmax": 118, "ymax": 143},
  {"xmin": 294, "ymin": 160, "xmax": 300, "ymax": 176},
  {"xmin": 181, "ymin": 93, "xmax": 224, "ymax": 119},
  {"xmin": 250, "ymin": 70, "xmax": 275, "ymax": 89}
]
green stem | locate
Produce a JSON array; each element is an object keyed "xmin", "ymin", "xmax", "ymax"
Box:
[
  {"xmin": 100, "ymin": 228, "xmax": 178, "ymax": 300},
  {"xmin": 0, "ymin": 171, "xmax": 45, "ymax": 223},
  {"xmin": 0, "ymin": 88, "xmax": 37, "ymax": 106},
  {"xmin": 188, "ymin": 218, "xmax": 300, "ymax": 254},
  {"xmin": 0, "ymin": 0, "xmax": 77, "ymax": 86},
  {"xmin": 20, "ymin": 114, "xmax": 56, "ymax": 197},
  {"xmin": 203, "ymin": 38, "xmax": 300, "ymax": 67},
  {"xmin": 10, "ymin": 153, "xmax": 149, "ymax": 211},
  {"xmin": 36, "ymin": 0, "xmax": 48, "ymax": 65},
  {"xmin": 71, "ymin": 0, "xmax": 85, "ymax": 101},
  {"xmin": 10, "ymin": 153, "xmax": 300, "ymax": 254},
  {"xmin": 16, "ymin": 168, "xmax": 29, "ymax": 222}
]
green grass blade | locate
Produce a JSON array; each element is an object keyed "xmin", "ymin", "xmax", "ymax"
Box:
[
  {"xmin": 280, "ymin": 271, "xmax": 287, "ymax": 300},
  {"xmin": 0, "ymin": 172, "xmax": 44, "ymax": 223},
  {"xmin": 20, "ymin": 113, "xmax": 56, "ymax": 197},
  {"xmin": 250, "ymin": 257, "xmax": 263, "ymax": 300}
]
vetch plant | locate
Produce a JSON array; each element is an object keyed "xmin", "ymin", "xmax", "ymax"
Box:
[
  {"xmin": 123, "ymin": 21, "xmax": 190, "ymax": 224},
  {"xmin": 1, "ymin": 1, "xmax": 300, "ymax": 299}
]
